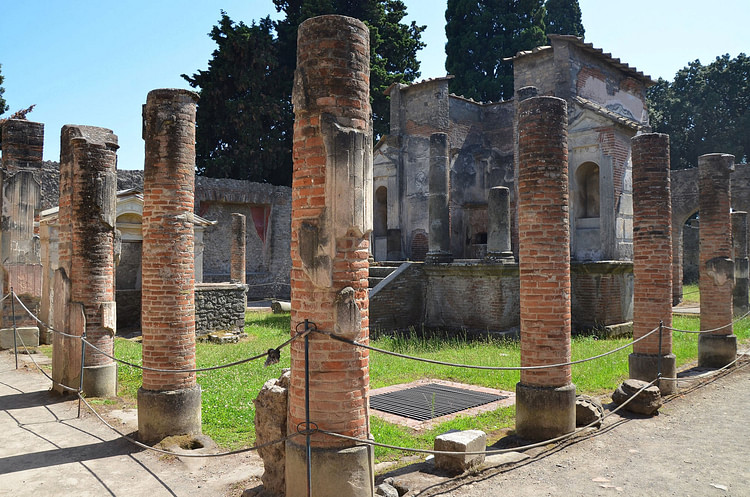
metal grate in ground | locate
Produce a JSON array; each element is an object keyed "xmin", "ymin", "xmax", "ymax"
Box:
[{"xmin": 370, "ymin": 383, "xmax": 508, "ymax": 421}]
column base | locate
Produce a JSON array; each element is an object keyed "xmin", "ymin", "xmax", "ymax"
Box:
[
  {"xmin": 515, "ymin": 382, "xmax": 576, "ymax": 441},
  {"xmin": 82, "ymin": 362, "xmax": 117, "ymax": 397},
  {"xmin": 628, "ymin": 353, "xmax": 677, "ymax": 395},
  {"xmin": 484, "ymin": 252, "xmax": 515, "ymax": 263},
  {"xmin": 698, "ymin": 334, "xmax": 737, "ymax": 368},
  {"xmin": 286, "ymin": 439, "xmax": 374, "ymax": 497},
  {"xmin": 425, "ymin": 251, "xmax": 453, "ymax": 264},
  {"xmin": 137, "ymin": 385, "xmax": 202, "ymax": 445}
]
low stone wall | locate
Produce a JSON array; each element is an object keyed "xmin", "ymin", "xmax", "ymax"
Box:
[
  {"xmin": 369, "ymin": 263, "xmax": 426, "ymax": 332},
  {"xmin": 371, "ymin": 260, "xmax": 632, "ymax": 335},
  {"xmin": 370, "ymin": 261, "xmax": 520, "ymax": 334},
  {"xmin": 194, "ymin": 283, "xmax": 247, "ymax": 336},
  {"xmin": 571, "ymin": 261, "xmax": 633, "ymax": 330},
  {"xmin": 115, "ymin": 283, "xmax": 247, "ymax": 336},
  {"xmin": 424, "ymin": 262, "xmax": 520, "ymax": 332}
]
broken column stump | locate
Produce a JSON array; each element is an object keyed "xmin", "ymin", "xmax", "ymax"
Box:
[
  {"xmin": 612, "ymin": 379, "xmax": 662, "ymax": 416},
  {"xmin": 254, "ymin": 370, "xmax": 290, "ymax": 496}
]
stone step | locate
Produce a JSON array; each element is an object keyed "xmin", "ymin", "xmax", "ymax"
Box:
[{"xmin": 369, "ymin": 266, "xmax": 398, "ymax": 278}]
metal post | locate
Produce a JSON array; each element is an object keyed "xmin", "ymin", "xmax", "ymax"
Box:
[
  {"xmin": 78, "ymin": 331, "xmax": 86, "ymax": 417},
  {"xmin": 304, "ymin": 319, "xmax": 312, "ymax": 497},
  {"xmin": 657, "ymin": 320, "xmax": 664, "ymax": 379},
  {"xmin": 11, "ymin": 288, "xmax": 18, "ymax": 369}
]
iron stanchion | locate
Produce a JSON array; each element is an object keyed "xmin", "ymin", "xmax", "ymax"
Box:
[
  {"xmin": 78, "ymin": 331, "xmax": 87, "ymax": 417},
  {"xmin": 304, "ymin": 319, "xmax": 312, "ymax": 497},
  {"xmin": 657, "ymin": 320, "xmax": 664, "ymax": 379},
  {"xmin": 11, "ymin": 288, "xmax": 18, "ymax": 369}
]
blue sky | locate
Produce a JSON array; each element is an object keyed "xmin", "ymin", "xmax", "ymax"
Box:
[{"xmin": 1, "ymin": 0, "xmax": 747, "ymax": 170}]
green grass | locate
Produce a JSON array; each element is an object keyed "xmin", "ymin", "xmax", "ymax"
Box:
[
  {"xmin": 115, "ymin": 311, "xmax": 291, "ymax": 449},
  {"xmin": 681, "ymin": 282, "xmax": 700, "ymax": 304},
  {"xmin": 109, "ymin": 291, "xmax": 750, "ymax": 458}
]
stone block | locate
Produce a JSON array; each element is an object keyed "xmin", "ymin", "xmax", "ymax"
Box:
[
  {"xmin": 0, "ymin": 327, "xmax": 39, "ymax": 349},
  {"xmin": 612, "ymin": 379, "xmax": 662, "ymax": 415},
  {"xmin": 434, "ymin": 429, "xmax": 486, "ymax": 473}
]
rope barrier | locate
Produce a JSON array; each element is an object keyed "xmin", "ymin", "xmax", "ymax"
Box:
[
  {"xmin": 8, "ymin": 315, "xmax": 79, "ymax": 393},
  {"xmin": 77, "ymin": 393, "xmax": 298, "ymax": 458},
  {"xmin": 659, "ymin": 348, "xmax": 750, "ymax": 382},
  {"xmin": 667, "ymin": 309, "xmax": 750, "ymax": 334},
  {"xmin": 311, "ymin": 378, "xmax": 661, "ymax": 457},
  {"xmin": 11, "ymin": 291, "xmax": 302, "ymax": 373},
  {"xmin": 310, "ymin": 325, "xmax": 660, "ymax": 371}
]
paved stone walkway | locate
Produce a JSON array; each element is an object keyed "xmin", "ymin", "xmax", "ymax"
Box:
[{"xmin": 0, "ymin": 350, "xmax": 263, "ymax": 497}]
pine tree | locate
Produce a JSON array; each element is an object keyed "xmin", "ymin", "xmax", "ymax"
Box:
[
  {"xmin": 183, "ymin": 2, "xmax": 425, "ymax": 184},
  {"xmin": 0, "ymin": 64, "xmax": 8, "ymax": 117},
  {"xmin": 545, "ymin": 0, "xmax": 584, "ymax": 37},
  {"xmin": 445, "ymin": 0, "xmax": 546, "ymax": 102}
]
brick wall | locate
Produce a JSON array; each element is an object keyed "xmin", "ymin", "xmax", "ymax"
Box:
[{"xmin": 369, "ymin": 263, "xmax": 426, "ymax": 331}]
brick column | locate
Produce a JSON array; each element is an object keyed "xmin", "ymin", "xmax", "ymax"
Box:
[
  {"xmin": 425, "ymin": 132, "xmax": 452, "ymax": 263},
  {"xmin": 732, "ymin": 211, "xmax": 748, "ymax": 317},
  {"xmin": 0, "ymin": 119, "xmax": 44, "ymax": 329},
  {"xmin": 485, "ymin": 186, "xmax": 513, "ymax": 262},
  {"xmin": 230, "ymin": 213, "xmax": 246, "ymax": 285},
  {"xmin": 628, "ymin": 133, "xmax": 676, "ymax": 394},
  {"xmin": 71, "ymin": 126, "xmax": 118, "ymax": 397},
  {"xmin": 287, "ymin": 15, "xmax": 374, "ymax": 497},
  {"xmin": 698, "ymin": 153, "xmax": 736, "ymax": 367},
  {"xmin": 515, "ymin": 96, "xmax": 575, "ymax": 441},
  {"xmin": 137, "ymin": 89, "xmax": 202, "ymax": 444}
]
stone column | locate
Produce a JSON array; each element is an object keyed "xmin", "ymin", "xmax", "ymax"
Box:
[
  {"xmin": 628, "ymin": 133, "xmax": 676, "ymax": 394},
  {"xmin": 515, "ymin": 96, "xmax": 575, "ymax": 441},
  {"xmin": 0, "ymin": 119, "xmax": 44, "ymax": 330},
  {"xmin": 230, "ymin": 213, "xmax": 246, "ymax": 285},
  {"xmin": 698, "ymin": 153, "xmax": 736, "ymax": 367},
  {"xmin": 137, "ymin": 89, "xmax": 202, "ymax": 444},
  {"xmin": 732, "ymin": 211, "xmax": 749, "ymax": 317},
  {"xmin": 425, "ymin": 132, "xmax": 453, "ymax": 263},
  {"xmin": 69, "ymin": 126, "xmax": 118, "ymax": 397},
  {"xmin": 485, "ymin": 186, "xmax": 513, "ymax": 262},
  {"xmin": 288, "ymin": 15, "xmax": 374, "ymax": 497}
]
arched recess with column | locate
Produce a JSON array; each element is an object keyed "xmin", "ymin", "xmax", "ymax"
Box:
[{"xmin": 572, "ymin": 161, "xmax": 602, "ymax": 261}]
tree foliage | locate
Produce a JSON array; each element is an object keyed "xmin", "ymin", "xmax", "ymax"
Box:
[
  {"xmin": 183, "ymin": 1, "xmax": 425, "ymax": 185},
  {"xmin": 647, "ymin": 53, "xmax": 750, "ymax": 169},
  {"xmin": 445, "ymin": 0, "xmax": 546, "ymax": 102},
  {"xmin": 0, "ymin": 64, "xmax": 8, "ymax": 117},
  {"xmin": 183, "ymin": 15, "xmax": 291, "ymax": 184},
  {"xmin": 545, "ymin": 0, "xmax": 584, "ymax": 37}
]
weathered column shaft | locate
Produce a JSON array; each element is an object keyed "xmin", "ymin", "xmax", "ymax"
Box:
[
  {"xmin": 486, "ymin": 186, "xmax": 513, "ymax": 261},
  {"xmin": 426, "ymin": 132, "xmax": 452, "ymax": 263},
  {"xmin": 138, "ymin": 89, "xmax": 201, "ymax": 444},
  {"xmin": 68, "ymin": 126, "xmax": 118, "ymax": 397},
  {"xmin": 732, "ymin": 211, "xmax": 748, "ymax": 317},
  {"xmin": 698, "ymin": 153, "xmax": 736, "ymax": 367},
  {"xmin": 515, "ymin": 96, "xmax": 575, "ymax": 441},
  {"xmin": 0, "ymin": 119, "xmax": 44, "ymax": 329},
  {"xmin": 629, "ymin": 133, "xmax": 676, "ymax": 394},
  {"xmin": 0, "ymin": 119, "xmax": 44, "ymax": 174},
  {"xmin": 230, "ymin": 213, "xmax": 246, "ymax": 284},
  {"xmin": 287, "ymin": 15, "xmax": 374, "ymax": 497}
]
